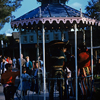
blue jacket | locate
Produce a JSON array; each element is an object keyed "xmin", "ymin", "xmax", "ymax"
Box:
[{"xmin": 25, "ymin": 61, "xmax": 33, "ymax": 70}]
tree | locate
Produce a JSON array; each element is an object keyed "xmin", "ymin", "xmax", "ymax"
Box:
[
  {"xmin": 0, "ymin": 34, "xmax": 10, "ymax": 48},
  {"xmin": 85, "ymin": 0, "xmax": 100, "ymax": 47},
  {"xmin": 95, "ymin": 0, "xmax": 100, "ymax": 11},
  {"xmin": 0, "ymin": 0, "xmax": 23, "ymax": 30},
  {"xmin": 85, "ymin": 0, "xmax": 100, "ymax": 20}
]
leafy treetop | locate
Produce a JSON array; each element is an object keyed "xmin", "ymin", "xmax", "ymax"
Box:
[
  {"xmin": 0, "ymin": 0, "xmax": 23, "ymax": 30},
  {"xmin": 85, "ymin": 0, "xmax": 100, "ymax": 20}
]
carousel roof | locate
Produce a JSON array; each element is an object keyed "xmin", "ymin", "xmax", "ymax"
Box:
[{"xmin": 11, "ymin": 3, "xmax": 100, "ymax": 27}]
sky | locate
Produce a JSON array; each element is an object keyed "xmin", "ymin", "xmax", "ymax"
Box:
[{"xmin": 0, "ymin": 0, "xmax": 90, "ymax": 34}]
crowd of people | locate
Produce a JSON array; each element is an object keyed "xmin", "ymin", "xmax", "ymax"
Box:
[
  {"xmin": 0, "ymin": 54, "xmax": 44, "ymax": 100},
  {"xmin": 0, "ymin": 42, "xmax": 96, "ymax": 100},
  {"xmin": 0, "ymin": 54, "xmax": 44, "ymax": 76},
  {"xmin": 0, "ymin": 56, "xmax": 16, "ymax": 75}
]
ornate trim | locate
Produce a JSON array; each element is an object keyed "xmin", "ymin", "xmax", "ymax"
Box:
[{"xmin": 11, "ymin": 17, "xmax": 100, "ymax": 27}]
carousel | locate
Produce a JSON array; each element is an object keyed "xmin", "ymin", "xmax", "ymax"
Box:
[{"xmin": 11, "ymin": 0, "xmax": 100, "ymax": 100}]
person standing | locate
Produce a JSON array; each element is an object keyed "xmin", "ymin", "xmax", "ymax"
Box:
[
  {"xmin": 13, "ymin": 57, "xmax": 16, "ymax": 68},
  {"xmin": 6, "ymin": 57, "xmax": 9, "ymax": 63},
  {"xmin": 49, "ymin": 46, "xmax": 67, "ymax": 100},
  {"xmin": 0, "ymin": 55, "xmax": 2, "ymax": 85},
  {"xmin": 25, "ymin": 56, "xmax": 33, "ymax": 75},
  {"xmin": 18, "ymin": 68, "xmax": 31, "ymax": 96},
  {"xmin": 8, "ymin": 57, "xmax": 12, "ymax": 64},
  {"xmin": 32, "ymin": 60, "xmax": 35, "ymax": 69},
  {"xmin": 1, "ymin": 63, "xmax": 20, "ymax": 100},
  {"xmin": 17, "ymin": 54, "xmax": 26, "ymax": 69},
  {"xmin": 1, "ymin": 58, "xmax": 8, "ymax": 75},
  {"xmin": 77, "ymin": 43, "xmax": 93, "ymax": 98},
  {"xmin": 34, "ymin": 61, "xmax": 43, "ymax": 94},
  {"xmin": 0, "ymin": 55, "xmax": 2, "ymax": 71}
]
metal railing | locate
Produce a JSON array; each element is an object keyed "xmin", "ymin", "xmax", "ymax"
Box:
[{"xmin": 15, "ymin": 73, "xmax": 94, "ymax": 100}]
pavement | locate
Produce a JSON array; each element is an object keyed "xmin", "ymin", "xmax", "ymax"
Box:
[
  {"xmin": 0, "ymin": 81, "xmax": 59, "ymax": 100},
  {"xmin": 0, "ymin": 84, "xmax": 4, "ymax": 100},
  {"xmin": 0, "ymin": 77, "xmax": 71, "ymax": 100},
  {"xmin": 0, "ymin": 68, "xmax": 51, "ymax": 100}
]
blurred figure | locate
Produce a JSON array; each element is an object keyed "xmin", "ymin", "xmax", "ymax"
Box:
[
  {"xmin": 8, "ymin": 57, "xmax": 12, "ymax": 64},
  {"xmin": 31, "ymin": 60, "xmax": 36, "ymax": 76},
  {"xmin": 77, "ymin": 43, "xmax": 92, "ymax": 98},
  {"xmin": 30, "ymin": 60, "xmax": 36, "ymax": 91},
  {"xmin": 0, "ymin": 55, "xmax": 2, "ymax": 84},
  {"xmin": 49, "ymin": 46, "xmax": 67, "ymax": 100},
  {"xmin": 18, "ymin": 68, "xmax": 31, "ymax": 96},
  {"xmin": 95, "ymin": 58, "xmax": 100, "ymax": 76},
  {"xmin": 65, "ymin": 67, "xmax": 71, "ymax": 84},
  {"xmin": 1, "ymin": 63, "xmax": 20, "ymax": 100},
  {"xmin": 0, "ymin": 55, "xmax": 2, "ymax": 66},
  {"xmin": 17, "ymin": 54, "xmax": 26, "ymax": 69},
  {"xmin": 34, "ymin": 61, "xmax": 43, "ymax": 94},
  {"xmin": 32, "ymin": 60, "xmax": 35, "ymax": 69},
  {"xmin": 25, "ymin": 56, "xmax": 33, "ymax": 75},
  {"xmin": 64, "ymin": 66, "xmax": 71, "ymax": 95},
  {"xmin": 1, "ymin": 58, "xmax": 8, "ymax": 75},
  {"xmin": 13, "ymin": 57, "xmax": 16, "ymax": 68},
  {"xmin": 6, "ymin": 57, "xmax": 9, "ymax": 63}
]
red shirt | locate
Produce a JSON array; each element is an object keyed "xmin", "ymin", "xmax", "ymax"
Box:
[
  {"xmin": 1, "ymin": 70, "xmax": 20, "ymax": 85},
  {"xmin": 78, "ymin": 52, "xmax": 91, "ymax": 68},
  {"xmin": 6, "ymin": 59, "xmax": 9, "ymax": 62}
]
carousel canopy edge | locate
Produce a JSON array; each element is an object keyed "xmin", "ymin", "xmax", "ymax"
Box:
[
  {"xmin": 11, "ymin": 3, "xmax": 100, "ymax": 28},
  {"xmin": 11, "ymin": 17, "xmax": 100, "ymax": 28}
]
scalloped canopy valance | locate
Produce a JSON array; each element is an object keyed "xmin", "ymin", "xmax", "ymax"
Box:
[{"xmin": 11, "ymin": 3, "xmax": 100, "ymax": 30}]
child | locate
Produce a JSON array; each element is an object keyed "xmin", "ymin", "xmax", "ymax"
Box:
[
  {"xmin": 34, "ymin": 61, "xmax": 43, "ymax": 94},
  {"xmin": 18, "ymin": 68, "xmax": 31, "ymax": 95}
]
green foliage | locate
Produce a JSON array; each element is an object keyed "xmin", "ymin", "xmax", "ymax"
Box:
[
  {"xmin": 0, "ymin": 34, "xmax": 9, "ymax": 45},
  {"xmin": 85, "ymin": 0, "xmax": 100, "ymax": 47},
  {"xmin": 3, "ymin": 36, "xmax": 9, "ymax": 44},
  {"xmin": 85, "ymin": 0, "xmax": 100, "ymax": 19},
  {"xmin": 0, "ymin": 0, "xmax": 23, "ymax": 30},
  {"xmin": 95, "ymin": 0, "xmax": 100, "ymax": 11}
]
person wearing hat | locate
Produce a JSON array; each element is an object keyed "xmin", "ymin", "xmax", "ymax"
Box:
[
  {"xmin": 49, "ymin": 45, "xmax": 67, "ymax": 100},
  {"xmin": 1, "ymin": 63, "xmax": 20, "ymax": 100}
]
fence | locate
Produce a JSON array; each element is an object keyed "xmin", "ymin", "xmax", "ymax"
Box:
[{"xmin": 14, "ymin": 72, "xmax": 94, "ymax": 100}]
